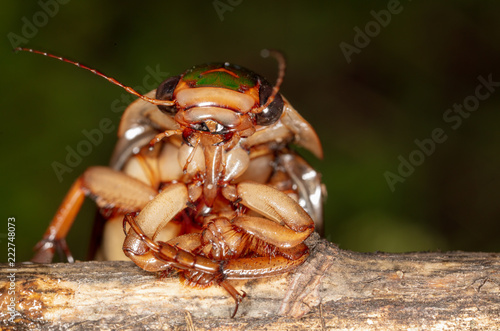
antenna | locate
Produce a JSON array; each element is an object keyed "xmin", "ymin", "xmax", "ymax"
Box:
[
  {"xmin": 14, "ymin": 47, "xmax": 174, "ymax": 106},
  {"xmin": 255, "ymin": 49, "xmax": 286, "ymax": 113}
]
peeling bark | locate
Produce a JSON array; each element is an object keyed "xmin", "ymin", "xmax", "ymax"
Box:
[{"xmin": 1, "ymin": 234, "xmax": 499, "ymax": 330}]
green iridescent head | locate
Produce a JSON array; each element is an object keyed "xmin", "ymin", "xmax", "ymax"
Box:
[{"xmin": 181, "ymin": 63, "xmax": 259, "ymax": 92}]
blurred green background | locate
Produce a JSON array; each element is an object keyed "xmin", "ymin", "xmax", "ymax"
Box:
[{"xmin": 1, "ymin": 1, "xmax": 500, "ymax": 262}]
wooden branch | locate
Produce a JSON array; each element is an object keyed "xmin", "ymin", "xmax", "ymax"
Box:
[{"xmin": 1, "ymin": 233, "xmax": 499, "ymax": 330}]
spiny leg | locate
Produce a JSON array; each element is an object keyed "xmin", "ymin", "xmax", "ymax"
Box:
[
  {"xmin": 32, "ymin": 166, "xmax": 158, "ymax": 263},
  {"xmin": 123, "ymin": 211, "xmax": 220, "ymax": 274},
  {"xmin": 220, "ymin": 280, "xmax": 247, "ymax": 318},
  {"xmin": 125, "ymin": 213, "xmax": 248, "ymax": 318},
  {"xmin": 32, "ymin": 178, "xmax": 85, "ymax": 263},
  {"xmin": 222, "ymin": 181, "xmax": 314, "ymax": 249}
]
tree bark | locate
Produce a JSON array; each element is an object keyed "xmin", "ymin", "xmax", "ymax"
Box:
[{"xmin": 1, "ymin": 233, "xmax": 499, "ymax": 330}]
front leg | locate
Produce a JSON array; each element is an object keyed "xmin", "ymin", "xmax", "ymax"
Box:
[
  {"xmin": 122, "ymin": 182, "xmax": 204, "ymax": 271},
  {"xmin": 222, "ymin": 181, "xmax": 315, "ymax": 250},
  {"xmin": 124, "ymin": 211, "xmax": 247, "ymax": 318}
]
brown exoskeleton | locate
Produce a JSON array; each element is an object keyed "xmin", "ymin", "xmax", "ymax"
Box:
[{"xmin": 19, "ymin": 48, "xmax": 324, "ymax": 317}]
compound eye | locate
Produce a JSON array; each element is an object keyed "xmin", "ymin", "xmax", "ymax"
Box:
[
  {"xmin": 156, "ymin": 76, "xmax": 180, "ymax": 115},
  {"xmin": 255, "ymin": 82, "xmax": 284, "ymax": 126}
]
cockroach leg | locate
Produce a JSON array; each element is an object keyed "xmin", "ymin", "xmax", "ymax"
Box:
[
  {"xmin": 33, "ymin": 237, "xmax": 75, "ymax": 263},
  {"xmin": 32, "ymin": 177, "xmax": 85, "ymax": 263},
  {"xmin": 32, "ymin": 167, "xmax": 157, "ymax": 263},
  {"xmin": 220, "ymin": 280, "xmax": 247, "ymax": 318},
  {"xmin": 55, "ymin": 238, "xmax": 74, "ymax": 263}
]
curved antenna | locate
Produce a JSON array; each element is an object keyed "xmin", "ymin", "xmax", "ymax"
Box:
[
  {"xmin": 14, "ymin": 47, "xmax": 175, "ymax": 106},
  {"xmin": 254, "ymin": 49, "xmax": 286, "ymax": 113}
]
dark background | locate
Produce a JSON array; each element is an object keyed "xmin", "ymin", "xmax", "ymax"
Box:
[{"xmin": 1, "ymin": 1, "xmax": 499, "ymax": 262}]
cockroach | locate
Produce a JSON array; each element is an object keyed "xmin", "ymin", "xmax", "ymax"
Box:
[{"xmin": 17, "ymin": 47, "xmax": 324, "ymax": 317}]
